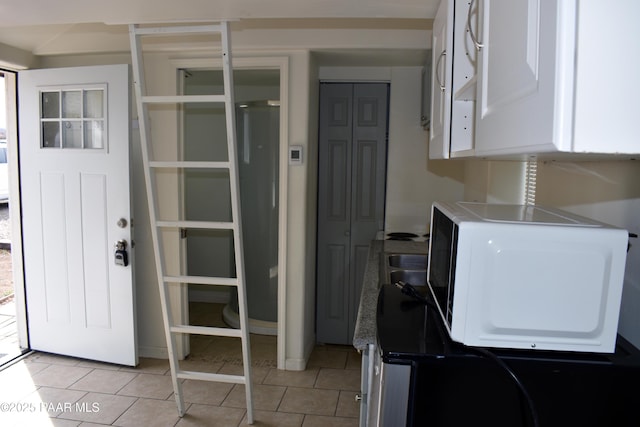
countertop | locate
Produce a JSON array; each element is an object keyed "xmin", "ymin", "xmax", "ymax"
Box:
[{"xmin": 352, "ymin": 239, "xmax": 428, "ymax": 351}]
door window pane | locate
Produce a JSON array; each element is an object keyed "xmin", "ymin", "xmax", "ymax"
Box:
[
  {"xmin": 62, "ymin": 121, "xmax": 82, "ymax": 148},
  {"xmin": 40, "ymin": 87, "xmax": 107, "ymax": 150},
  {"xmin": 62, "ymin": 90, "xmax": 82, "ymax": 118},
  {"xmin": 84, "ymin": 120, "xmax": 104, "ymax": 149},
  {"xmin": 41, "ymin": 92, "xmax": 60, "ymax": 118},
  {"xmin": 84, "ymin": 90, "xmax": 104, "ymax": 118},
  {"xmin": 42, "ymin": 122, "xmax": 61, "ymax": 148}
]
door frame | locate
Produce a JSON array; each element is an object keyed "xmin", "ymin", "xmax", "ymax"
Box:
[
  {"xmin": 171, "ymin": 56, "xmax": 289, "ymax": 369},
  {"xmin": 3, "ymin": 70, "xmax": 28, "ymax": 350}
]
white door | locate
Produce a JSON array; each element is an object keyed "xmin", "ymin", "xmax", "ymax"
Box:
[{"xmin": 18, "ymin": 64, "xmax": 137, "ymax": 366}]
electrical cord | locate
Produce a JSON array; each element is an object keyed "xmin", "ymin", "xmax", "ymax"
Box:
[
  {"xmin": 469, "ymin": 346, "xmax": 540, "ymax": 427},
  {"xmin": 394, "ymin": 280, "xmax": 438, "ymax": 310},
  {"xmin": 394, "ymin": 280, "xmax": 540, "ymax": 427}
]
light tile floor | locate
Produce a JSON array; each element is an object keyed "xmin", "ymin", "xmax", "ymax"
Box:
[{"xmin": 0, "ymin": 303, "xmax": 361, "ymax": 427}]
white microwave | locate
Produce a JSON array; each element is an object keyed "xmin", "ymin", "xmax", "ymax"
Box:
[{"xmin": 426, "ymin": 201, "xmax": 628, "ymax": 353}]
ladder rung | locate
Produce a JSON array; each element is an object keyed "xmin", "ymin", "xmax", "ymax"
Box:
[
  {"xmin": 150, "ymin": 161, "xmax": 231, "ymax": 169},
  {"xmin": 142, "ymin": 95, "xmax": 226, "ymax": 104},
  {"xmin": 176, "ymin": 370, "xmax": 247, "ymax": 385},
  {"xmin": 170, "ymin": 324, "xmax": 242, "ymax": 338},
  {"xmin": 134, "ymin": 24, "xmax": 223, "ymax": 36},
  {"xmin": 156, "ymin": 220, "xmax": 234, "ymax": 230},
  {"xmin": 164, "ymin": 275, "xmax": 239, "ymax": 286}
]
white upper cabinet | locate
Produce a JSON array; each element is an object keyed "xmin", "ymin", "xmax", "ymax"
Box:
[
  {"xmin": 476, "ymin": 0, "xmax": 640, "ymax": 157},
  {"xmin": 429, "ymin": 0, "xmax": 478, "ymax": 159},
  {"xmin": 430, "ymin": 0, "xmax": 640, "ymax": 159},
  {"xmin": 429, "ymin": 0, "xmax": 453, "ymax": 159}
]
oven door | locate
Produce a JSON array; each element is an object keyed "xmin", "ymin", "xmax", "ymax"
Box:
[{"xmin": 370, "ymin": 343, "xmax": 411, "ymax": 426}]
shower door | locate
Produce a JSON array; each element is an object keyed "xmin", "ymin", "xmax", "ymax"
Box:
[{"xmin": 182, "ymin": 69, "xmax": 280, "ymax": 331}]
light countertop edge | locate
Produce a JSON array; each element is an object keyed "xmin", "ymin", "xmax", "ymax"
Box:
[{"xmin": 352, "ymin": 239, "xmax": 429, "ymax": 351}]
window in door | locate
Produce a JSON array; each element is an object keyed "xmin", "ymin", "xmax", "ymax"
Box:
[{"xmin": 39, "ymin": 87, "xmax": 106, "ymax": 149}]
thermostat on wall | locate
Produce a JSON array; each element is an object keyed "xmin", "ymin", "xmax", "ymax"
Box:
[{"xmin": 289, "ymin": 145, "xmax": 303, "ymax": 165}]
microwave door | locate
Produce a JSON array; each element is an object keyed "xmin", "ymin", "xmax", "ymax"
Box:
[{"xmin": 428, "ymin": 207, "xmax": 456, "ymax": 330}]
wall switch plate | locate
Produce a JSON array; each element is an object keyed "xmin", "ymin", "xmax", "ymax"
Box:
[{"xmin": 289, "ymin": 145, "xmax": 303, "ymax": 165}]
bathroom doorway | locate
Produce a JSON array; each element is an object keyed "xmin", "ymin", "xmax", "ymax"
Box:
[{"xmin": 181, "ymin": 65, "xmax": 286, "ymax": 364}]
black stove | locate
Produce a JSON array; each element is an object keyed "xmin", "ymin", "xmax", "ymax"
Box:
[{"xmin": 376, "ymin": 283, "xmax": 640, "ymax": 427}]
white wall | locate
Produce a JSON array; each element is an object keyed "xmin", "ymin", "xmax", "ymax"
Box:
[
  {"xmin": 535, "ymin": 160, "xmax": 640, "ymax": 348},
  {"xmin": 387, "ymin": 67, "xmax": 465, "ymax": 233},
  {"xmin": 463, "ymin": 159, "xmax": 527, "ymax": 204}
]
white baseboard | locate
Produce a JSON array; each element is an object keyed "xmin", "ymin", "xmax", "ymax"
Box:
[
  {"xmin": 285, "ymin": 357, "xmax": 307, "ymax": 371},
  {"xmin": 137, "ymin": 345, "xmax": 168, "ymax": 360},
  {"xmin": 284, "ymin": 339, "xmax": 314, "ymax": 371}
]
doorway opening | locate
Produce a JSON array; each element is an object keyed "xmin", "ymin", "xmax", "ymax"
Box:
[
  {"xmin": 0, "ymin": 69, "xmax": 27, "ymax": 367},
  {"xmin": 173, "ymin": 57, "xmax": 289, "ymax": 369}
]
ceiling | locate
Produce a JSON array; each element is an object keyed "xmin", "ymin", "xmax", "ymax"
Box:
[
  {"xmin": 1, "ymin": 0, "xmax": 439, "ymax": 27},
  {"xmin": 0, "ymin": 0, "xmax": 438, "ymax": 58}
]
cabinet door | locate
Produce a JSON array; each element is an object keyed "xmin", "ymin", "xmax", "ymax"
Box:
[
  {"xmin": 429, "ymin": 0, "xmax": 454, "ymax": 159},
  {"xmin": 475, "ymin": 0, "xmax": 576, "ymax": 155}
]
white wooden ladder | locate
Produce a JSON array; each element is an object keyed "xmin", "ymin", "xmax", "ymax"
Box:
[{"xmin": 128, "ymin": 22, "xmax": 254, "ymax": 423}]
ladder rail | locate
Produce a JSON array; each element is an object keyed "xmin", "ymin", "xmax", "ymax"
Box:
[
  {"xmin": 129, "ymin": 22, "xmax": 187, "ymax": 416},
  {"xmin": 128, "ymin": 21, "xmax": 254, "ymax": 423},
  {"xmin": 220, "ymin": 21, "xmax": 255, "ymax": 420}
]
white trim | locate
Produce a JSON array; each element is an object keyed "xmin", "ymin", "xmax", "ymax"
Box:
[
  {"xmin": 284, "ymin": 332, "xmax": 315, "ymax": 371},
  {"xmin": 5, "ymin": 72, "xmax": 28, "ymax": 349},
  {"xmin": 170, "ymin": 56, "xmax": 289, "ymax": 370},
  {"xmin": 138, "ymin": 345, "xmax": 169, "ymax": 359}
]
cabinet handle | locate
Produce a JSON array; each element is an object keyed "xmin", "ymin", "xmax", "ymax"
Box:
[
  {"xmin": 435, "ymin": 50, "xmax": 447, "ymax": 92},
  {"xmin": 467, "ymin": 0, "xmax": 484, "ymax": 50}
]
